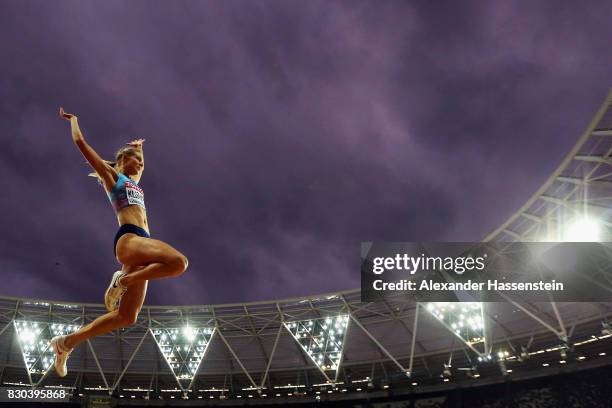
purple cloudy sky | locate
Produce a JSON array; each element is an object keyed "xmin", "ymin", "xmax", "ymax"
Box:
[{"xmin": 1, "ymin": 1, "xmax": 611, "ymax": 305}]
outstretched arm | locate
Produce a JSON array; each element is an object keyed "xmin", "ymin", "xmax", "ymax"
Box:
[{"xmin": 60, "ymin": 107, "xmax": 117, "ymax": 190}]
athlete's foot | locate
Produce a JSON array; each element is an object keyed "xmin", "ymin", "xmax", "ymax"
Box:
[
  {"xmin": 104, "ymin": 271, "xmax": 127, "ymax": 312},
  {"xmin": 50, "ymin": 335, "xmax": 73, "ymax": 377}
]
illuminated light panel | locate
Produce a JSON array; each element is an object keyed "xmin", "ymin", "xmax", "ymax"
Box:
[
  {"xmin": 425, "ymin": 302, "xmax": 485, "ymax": 352},
  {"xmin": 151, "ymin": 326, "xmax": 214, "ymax": 387},
  {"xmin": 284, "ymin": 315, "xmax": 349, "ymax": 380},
  {"xmin": 13, "ymin": 320, "xmax": 80, "ymax": 378},
  {"xmin": 563, "ymin": 217, "xmax": 601, "ymax": 242}
]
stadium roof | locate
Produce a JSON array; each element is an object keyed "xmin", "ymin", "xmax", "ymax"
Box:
[{"xmin": 0, "ymin": 90, "xmax": 611, "ymax": 405}]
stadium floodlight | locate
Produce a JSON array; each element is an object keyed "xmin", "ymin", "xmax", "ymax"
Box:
[
  {"xmin": 477, "ymin": 354, "xmax": 493, "ymax": 362},
  {"xmin": 563, "ymin": 216, "xmax": 601, "ymax": 242},
  {"xmin": 13, "ymin": 320, "xmax": 80, "ymax": 380},
  {"xmin": 150, "ymin": 326, "xmax": 215, "ymax": 388},
  {"xmin": 425, "ymin": 302, "xmax": 486, "ymax": 353},
  {"xmin": 284, "ymin": 315, "xmax": 349, "ymax": 382}
]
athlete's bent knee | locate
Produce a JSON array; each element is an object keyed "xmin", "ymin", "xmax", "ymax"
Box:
[
  {"xmin": 167, "ymin": 254, "xmax": 188, "ymax": 277},
  {"xmin": 116, "ymin": 312, "xmax": 139, "ymax": 327},
  {"xmin": 182, "ymin": 256, "xmax": 189, "ymax": 272}
]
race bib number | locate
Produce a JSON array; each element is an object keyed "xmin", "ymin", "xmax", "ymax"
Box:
[{"xmin": 125, "ymin": 181, "xmax": 145, "ymax": 208}]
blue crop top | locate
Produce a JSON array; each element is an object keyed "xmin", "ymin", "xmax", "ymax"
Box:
[{"xmin": 107, "ymin": 173, "xmax": 146, "ymax": 213}]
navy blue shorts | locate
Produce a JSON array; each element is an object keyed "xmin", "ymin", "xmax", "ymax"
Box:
[{"xmin": 114, "ymin": 224, "xmax": 150, "ymax": 256}]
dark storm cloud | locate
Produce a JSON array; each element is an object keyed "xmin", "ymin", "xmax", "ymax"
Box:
[{"xmin": 1, "ymin": 0, "xmax": 611, "ymax": 305}]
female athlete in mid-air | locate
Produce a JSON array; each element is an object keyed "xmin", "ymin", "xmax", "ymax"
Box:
[{"xmin": 50, "ymin": 108, "xmax": 189, "ymax": 377}]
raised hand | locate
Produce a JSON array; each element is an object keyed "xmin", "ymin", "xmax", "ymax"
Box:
[
  {"xmin": 126, "ymin": 138, "xmax": 146, "ymax": 148},
  {"xmin": 59, "ymin": 107, "xmax": 76, "ymax": 121}
]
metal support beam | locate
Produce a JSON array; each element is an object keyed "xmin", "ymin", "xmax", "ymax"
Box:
[
  {"xmin": 0, "ymin": 321, "xmax": 12, "ymax": 338},
  {"xmin": 2, "ymin": 303, "xmax": 19, "ymax": 385},
  {"xmin": 557, "ymin": 176, "xmax": 612, "ymax": 188},
  {"xmin": 215, "ymin": 327, "xmax": 259, "ymax": 391},
  {"xmin": 185, "ymin": 328, "xmax": 216, "ymax": 393},
  {"xmin": 483, "ymin": 303, "xmax": 493, "ymax": 356},
  {"xmin": 243, "ymin": 305, "xmax": 269, "ymax": 387},
  {"xmin": 260, "ymin": 322, "xmax": 282, "ymax": 389},
  {"xmin": 380, "ymin": 299, "xmax": 427, "ymax": 354},
  {"xmin": 111, "ymin": 330, "xmax": 149, "ymax": 392},
  {"xmin": 259, "ymin": 305, "xmax": 284, "ymax": 389},
  {"xmin": 500, "ymin": 294, "xmax": 564, "ymax": 338},
  {"xmin": 12, "ymin": 321, "xmax": 33, "ymax": 386},
  {"xmin": 520, "ymin": 212, "xmax": 542, "ymax": 223},
  {"xmin": 408, "ymin": 303, "xmax": 419, "ymax": 376},
  {"xmin": 147, "ymin": 373, "xmax": 155, "ymax": 400},
  {"xmin": 344, "ymin": 306, "xmax": 408, "ymax": 374},
  {"xmin": 335, "ymin": 312, "xmax": 351, "ymax": 382},
  {"xmin": 574, "ymin": 154, "xmax": 612, "ymax": 164},
  {"xmin": 34, "ymin": 364, "xmax": 51, "ymax": 388},
  {"xmin": 548, "ymin": 300, "xmax": 568, "ymax": 340},
  {"xmin": 503, "ymin": 229, "xmax": 524, "ymax": 241}
]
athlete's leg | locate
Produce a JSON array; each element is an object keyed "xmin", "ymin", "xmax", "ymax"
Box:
[
  {"xmin": 115, "ymin": 234, "xmax": 188, "ymax": 287},
  {"xmin": 63, "ymin": 268, "xmax": 148, "ymax": 349}
]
